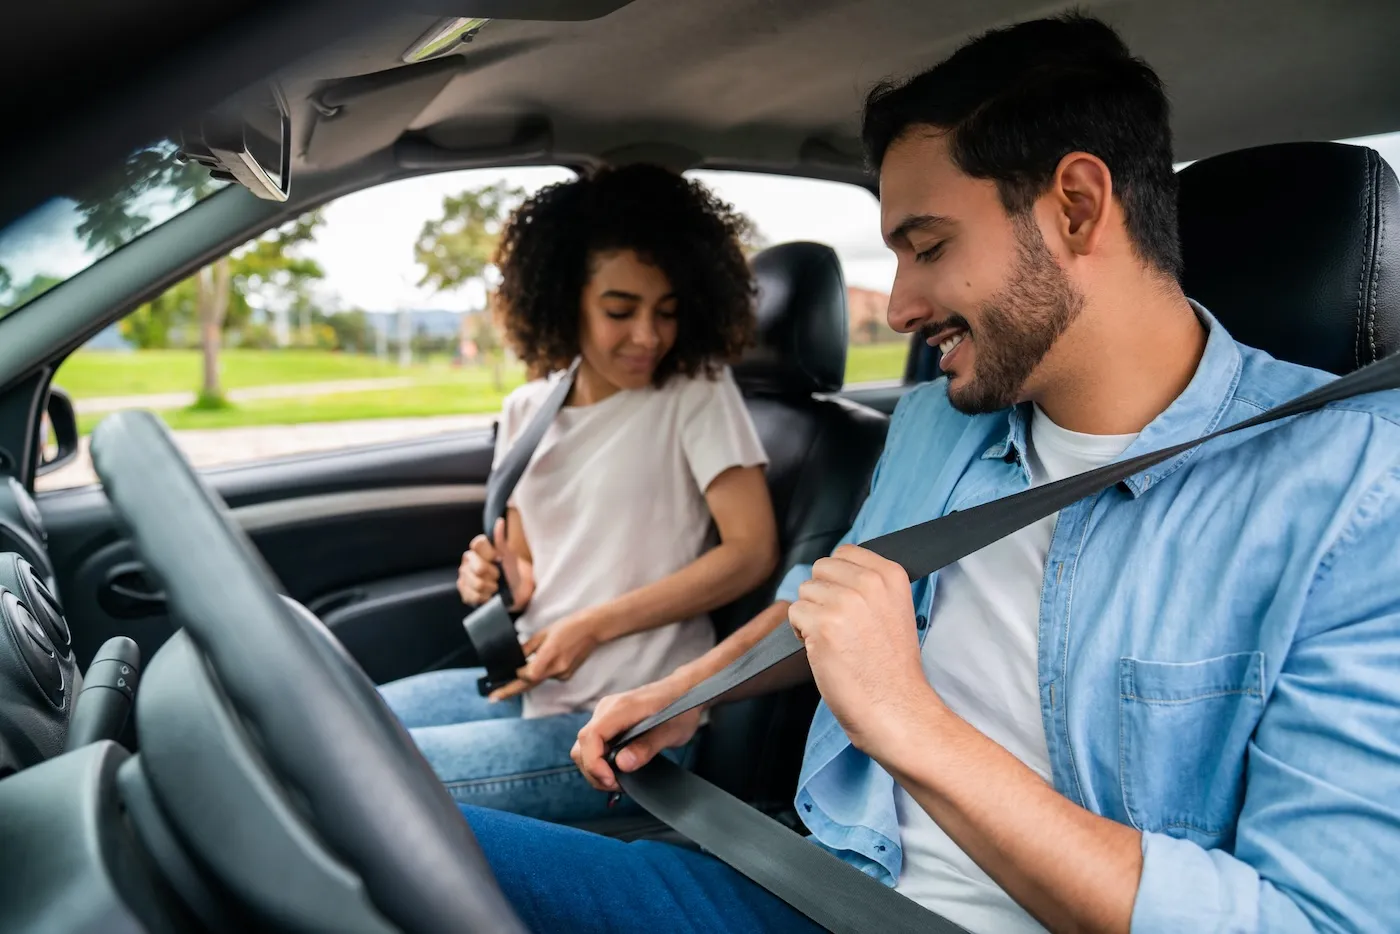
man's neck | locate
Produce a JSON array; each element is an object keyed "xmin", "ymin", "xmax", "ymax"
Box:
[{"xmin": 1029, "ymin": 280, "xmax": 1206, "ymax": 436}]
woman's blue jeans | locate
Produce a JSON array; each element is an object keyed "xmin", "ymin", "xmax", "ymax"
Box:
[{"xmin": 379, "ymin": 667, "xmax": 696, "ymax": 823}]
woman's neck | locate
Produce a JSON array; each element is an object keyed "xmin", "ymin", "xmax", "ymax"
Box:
[{"xmin": 568, "ymin": 358, "xmax": 623, "ymax": 408}]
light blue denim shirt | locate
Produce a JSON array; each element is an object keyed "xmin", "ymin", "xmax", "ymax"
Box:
[{"xmin": 775, "ymin": 303, "xmax": 1400, "ymax": 933}]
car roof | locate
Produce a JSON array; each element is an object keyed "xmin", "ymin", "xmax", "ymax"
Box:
[
  {"xmin": 2, "ymin": 0, "xmax": 1399, "ymax": 229},
  {"xmin": 277, "ymin": 0, "xmax": 1400, "ymax": 183}
]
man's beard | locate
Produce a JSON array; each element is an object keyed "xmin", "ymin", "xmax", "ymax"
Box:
[{"xmin": 935, "ymin": 217, "xmax": 1085, "ymax": 415}]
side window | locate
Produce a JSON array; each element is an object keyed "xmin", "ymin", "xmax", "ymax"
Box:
[
  {"xmin": 37, "ymin": 165, "xmax": 575, "ymax": 492},
  {"xmin": 685, "ymin": 170, "xmax": 905, "ymax": 388}
]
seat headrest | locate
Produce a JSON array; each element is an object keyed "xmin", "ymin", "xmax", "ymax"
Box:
[
  {"xmin": 733, "ymin": 242, "xmax": 849, "ymax": 396},
  {"xmin": 1178, "ymin": 141, "xmax": 1400, "ymax": 375}
]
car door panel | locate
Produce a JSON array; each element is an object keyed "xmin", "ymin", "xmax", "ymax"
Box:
[{"xmin": 40, "ymin": 430, "xmax": 496, "ymax": 680}]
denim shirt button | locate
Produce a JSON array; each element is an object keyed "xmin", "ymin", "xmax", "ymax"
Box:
[{"xmin": 915, "ymin": 614, "xmax": 928, "ymax": 631}]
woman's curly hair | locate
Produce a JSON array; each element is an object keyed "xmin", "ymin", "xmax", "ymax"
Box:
[{"xmin": 492, "ymin": 163, "xmax": 758, "ymax": 385}]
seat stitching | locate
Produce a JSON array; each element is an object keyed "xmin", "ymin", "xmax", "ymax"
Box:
[
  {"xmin": 1357, "ymin": 154, "xmax": 1372, "ymax": 369},
  {"xmin": 1370, "ymin": 153, "xmax": 1384, "ymax": 362}
]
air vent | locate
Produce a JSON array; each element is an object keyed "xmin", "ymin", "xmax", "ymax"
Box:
[
  {"xmin": 2, "ymin": 589, "xmax": 62, "ymax": 705},
  {"xmin": 20, "ymin": 560, "xmax": 68, "ymax": 651}
]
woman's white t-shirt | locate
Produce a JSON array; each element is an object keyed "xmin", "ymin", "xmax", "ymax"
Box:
[{"xmin": 493, "ymin": 365, "xmax": 768, "ymax": 719}]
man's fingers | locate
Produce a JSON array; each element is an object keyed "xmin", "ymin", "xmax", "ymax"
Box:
[
  {"xmin": 613, "ymin": 737, "xmax": 656, "ymax": 773},
  {"xmin": 572, "ymin": 725, "xmax": 618, "ymax": 791}
]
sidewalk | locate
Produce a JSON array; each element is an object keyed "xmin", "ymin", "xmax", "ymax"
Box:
[{"xmin": 72, "ymin": 377, "xmax": 421, "ymax": 415}]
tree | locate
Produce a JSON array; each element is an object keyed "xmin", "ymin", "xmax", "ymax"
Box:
[
  {"xmin": 0, "ymin": 273, "xmax": 65, "ymax": 316},
  {"xmin": 414, "ymin": 181, "xmax": 525, "ymax": 390},
  {"xmin": 736, "ymin": 215, "xmax": 770, "ymax": 257},
  {"xmin": 70, "ymin": 144, "xmax": 234, "ymax": 396},
  {"xmin": 114, "ymin": 210, "xmax": 325, "ymax": 398}
]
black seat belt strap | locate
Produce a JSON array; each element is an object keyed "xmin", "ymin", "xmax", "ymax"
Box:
[
  {"xmin": 610, "ymin": 350, "xmax": 1400, "ymax": 932},
  {"xmin": 464, "ymin": 357, "xmax": 580, "ymax": 696}
]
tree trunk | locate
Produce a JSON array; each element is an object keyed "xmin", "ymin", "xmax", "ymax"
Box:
[{"xmin": 197, "ymin": 258, "xmax": 233, "ymax": 401}]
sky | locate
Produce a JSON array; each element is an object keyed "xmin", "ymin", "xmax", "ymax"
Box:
[
  {"xmin": 302, "ymin": 165, "xmax": 898, "ymax": 315},
  {"xmin": 4, "ymin": 131, "xmax": 1400, "ymax": 319}
]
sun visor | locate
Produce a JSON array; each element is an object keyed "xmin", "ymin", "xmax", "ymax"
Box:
[{"xmin": 303, "ymin": 58, "xmax": 462, "ymax": 170}]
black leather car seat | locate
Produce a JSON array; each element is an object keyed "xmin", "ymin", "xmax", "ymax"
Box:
[
  {"xmin": 1178, "ymin": 140, "xmax": 1400, "ymax": 374},
  {"xmin": 694, "ymin": 241, "xmax": 891, "ymax": 807}
]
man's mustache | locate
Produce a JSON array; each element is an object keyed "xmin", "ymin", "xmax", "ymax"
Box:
[{"xmin": 918, "ymin": 314, "xmax": 972, "ymax": 343}]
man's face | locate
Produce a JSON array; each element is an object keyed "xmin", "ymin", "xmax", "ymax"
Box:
[{"xmin": 880, "ymin": 131, "xmax": 1084, "ymax": 414}]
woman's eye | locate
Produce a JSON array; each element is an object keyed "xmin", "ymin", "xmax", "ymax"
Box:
[
  {"xmin": 604, "ymin": 308, "xmax": 634, "ymax": 320},
  {"xmin": 656, "ymin": 307, "xmax": 678, "ymax": 320}
]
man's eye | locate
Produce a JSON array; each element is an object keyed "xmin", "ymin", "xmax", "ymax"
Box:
[{"xmin": 915, "ymin": 241, "xmax": 945, "ymax": 263}]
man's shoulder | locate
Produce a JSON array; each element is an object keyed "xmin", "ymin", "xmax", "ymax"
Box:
[{"xmin": 1234, "ymin": 344, "xmax": 1400, "ymax": 433}]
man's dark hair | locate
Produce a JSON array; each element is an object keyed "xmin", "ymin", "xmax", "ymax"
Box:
[
  {"xmin": 493, "ymin": 163, "xmax": 756, "ymax": 385},
  {"xmin": 862, "ymin": 13, "xmax": 1182, "ymax": 279}
]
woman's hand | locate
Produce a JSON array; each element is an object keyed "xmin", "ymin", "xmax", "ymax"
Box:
[
  {"xmin": 458, "ymin": 517, "xmax": 535, "ymax": 611},
  {"xmin": 487, "ymin": 609, "xmax": 606, "ymax": 702}
]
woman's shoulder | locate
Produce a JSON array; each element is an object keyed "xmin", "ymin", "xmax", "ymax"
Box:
[
  {"xmin": 659, "ymin": 365, "xmax": 742, "ymax": 404},
  {"xmin": 501, "ymin": 373, "xmax": 563, "ymax": 430}
]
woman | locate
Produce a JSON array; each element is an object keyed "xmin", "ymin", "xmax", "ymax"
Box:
[{"xmin": 380, "ymin": 163, "xmax": 779, "ymax": 824}]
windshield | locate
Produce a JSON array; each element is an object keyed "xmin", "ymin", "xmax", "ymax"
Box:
[{"xmin": 0, "ymin": 139, "xmax": 226, "ymax": 318}]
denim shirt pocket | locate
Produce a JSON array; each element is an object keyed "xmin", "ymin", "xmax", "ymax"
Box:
[{"xmin": 1118, "ymin": 651, "xmax": 1264, "ymax": 849}]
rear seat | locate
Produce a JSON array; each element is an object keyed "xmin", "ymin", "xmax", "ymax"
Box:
[{"xmin": 698, "ymin": 241, "xmax": 890, "ymax": 807}]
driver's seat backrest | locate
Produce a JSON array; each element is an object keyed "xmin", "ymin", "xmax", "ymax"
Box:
[
  {"xmin": 696, "ymin": 242, "xmax": 889, "ymax": 805},
  {"xmin": 1177, "ymin": 140, "xmax": 1400, "ymax": 374}
]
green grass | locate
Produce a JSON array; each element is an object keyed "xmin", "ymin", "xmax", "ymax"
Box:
[
  {"xmin": 844, "ymin": 341, "xmax": 909, "ymax": 385},
  {"xmin": 55, "ymin": 349, "xmax": 419, "ymax": 398},
  {"xmin": 70, "ymin": 343, "xmax": 910, "ymax": 435}
]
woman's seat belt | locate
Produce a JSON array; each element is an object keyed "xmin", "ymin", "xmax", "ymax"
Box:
[{"xmin": 463, "ymin": 357, "xmax": 580, "ymax": 695}]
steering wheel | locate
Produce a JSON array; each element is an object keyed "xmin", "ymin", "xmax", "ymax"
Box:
[{"xmin": 89, "ymin": 411, "xmax": 526, "ymax": 934}]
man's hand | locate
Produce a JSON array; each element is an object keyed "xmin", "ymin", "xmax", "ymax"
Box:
[
  {"xmin": 788, "ymin": 543, "xmax": 937, "ymax": 754},
  {"xmin": 458, "ymin": 518, "xmax": 534, "ymax": 611},
  {"xmin": 487, "ymin": 610, "xmax": 604, "ymax": 701},
  {"xmin": 571, "ymin": 681, "xmax": 704, "ymax": 792}
]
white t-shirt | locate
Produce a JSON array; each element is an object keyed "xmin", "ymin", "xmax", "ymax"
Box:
[
  {"xmin": 493, "ymin": 365, "xmax": 768, "ymax": 719},
  {"xmin": 893, "ymin": 405, "xmax": 1138, "ymax": 933}
]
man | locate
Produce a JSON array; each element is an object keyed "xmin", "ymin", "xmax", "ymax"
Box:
[{"xmin": 461, "ymin": 14, "xmax": 1400, "ymax": 933}]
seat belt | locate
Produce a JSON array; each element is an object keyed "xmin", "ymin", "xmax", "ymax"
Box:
[
  {"xmin": 463, "ymin": 357, "xmax": 580, "ymax": 696},
  {"xmin": 608, "ymin": 349, "xmax": 1400, "ymax": 934}
]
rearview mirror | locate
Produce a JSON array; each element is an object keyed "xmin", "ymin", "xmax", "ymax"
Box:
[
  {"xmin": 35, "ymin": 386, "xmax": 79, "ymax": 477},
  {"xmin": 177, "ymin": 81, "xmax": 291, "ymax": 202}
]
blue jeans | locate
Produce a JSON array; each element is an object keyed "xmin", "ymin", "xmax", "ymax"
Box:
[
  {"xmin": 379, "ymin": 667, "xmax": 696, "ymax": 823},
  {"xmin": 462, "ymin": 803, "xmax": 824, "ymax": 933}
]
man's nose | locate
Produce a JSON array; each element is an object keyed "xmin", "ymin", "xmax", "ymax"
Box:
[{"xmin": 886, "ymin": 272, "xmax": 932, "ymax": 335}]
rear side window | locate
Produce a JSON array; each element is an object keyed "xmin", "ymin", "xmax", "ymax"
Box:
[{"xmin": 685, "ymin": 170, "xmax": 906, "ymax": 387}]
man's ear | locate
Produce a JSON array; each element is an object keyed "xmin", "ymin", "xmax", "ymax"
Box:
[{"xmin": 1049, "ymin": 152, "xmax": 1113, "ymax": 257}]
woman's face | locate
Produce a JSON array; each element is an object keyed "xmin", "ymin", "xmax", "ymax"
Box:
[{"xmin": 578, "ymin": 249, "xmax": 679, "ymax": 392}]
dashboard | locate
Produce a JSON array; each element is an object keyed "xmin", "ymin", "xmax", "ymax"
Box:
[{"xmin": 0, "ymin": 477, "xmax": 79, "ymax": 778}]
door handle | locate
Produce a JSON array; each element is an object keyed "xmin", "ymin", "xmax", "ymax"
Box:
[{"xmin": 100, "ymin": 563, "xmax": 167, "ymax": 618}]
